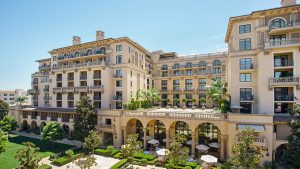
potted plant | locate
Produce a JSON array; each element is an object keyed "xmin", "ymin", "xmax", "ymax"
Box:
[
  {"xmin": 182, "ymin": 98, "xmax": 187, "ymax": 109},
  {"xmin": 200, "ymin": 98, "xmax": 206, "ymax": 110},
  {"xmin": 157, "ymin": 98, "xmax": 162, "ymax": 108},
  {"xmin": 166, "ymin": 98, "xmax": 171, "ymax": 109},
  {"xmin": 191, "ymin": 98, "xmax": 196, "ymax": 110},
  {"xmin": 174, "ymin": 98, "xmax": 179, "ymax": 109}
]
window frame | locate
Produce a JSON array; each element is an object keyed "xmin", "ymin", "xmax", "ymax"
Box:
[{"xmin": 239, "ymin": 24, "xmax": 251, "ymax": 34}]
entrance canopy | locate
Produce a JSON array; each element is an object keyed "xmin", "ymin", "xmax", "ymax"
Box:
[{"xmin": 237, "ymin": 124, "xmax": 265, "ymax": 132}]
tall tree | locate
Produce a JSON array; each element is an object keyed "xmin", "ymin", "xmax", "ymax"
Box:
[
  {"xmin": 0, "ymin": 116, "xmax": 18, "ymax": 133},
  {"xmin": 83, "ymin": 130, "xmax": 103, "ymax": 156},
  {"xmin": 281, "ymin": 103, "xmax": 300, "ymax": 169},
  {"xmin": 224, "ymin": 128, "xmax": 263, "ymax": 169},
  {"xmin": 15, "ymin": 142, "xmax": 41, "ymax": 169},
  {"xmin": 73, "ymin": 96, "xmax": 97, "ymax": 141},
  {"xmin": 15, "ymin": 96, "xmax": 28, "ymax": 106},
  {"xmin": 41, "ymin": 122, "xmax": 64, "ymax": 148},
  {"xmin": 121, "ymin": 134, "xmax": 142, "ymax": 168},
  {"xmin": 0, "ymin": 130, "xmax": 8, "ymax": 154},
  {"xmin": 0, "ymin": 100, "xmax": 9, "ymax": 120},
  {"xmin": 206, "ymin": 79, "xmax": 228, "ymax": 110},
  {"xmin": 167, "ymin": 134, "xmax": 189, "ymax": 169}
]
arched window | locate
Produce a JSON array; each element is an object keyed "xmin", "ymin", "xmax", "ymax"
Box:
[
  {"xmin": 86, "ymin": 49, "xmax": 93, "ymax": 56},
  {"xmin": 63, "ymin": 53, "xmax": 69, "ymax": 59},
  {"xmin": 199, "ymin": 61, "xmax": 207, "ymax": 67},
  {"xmin": 99, "ymin": 47, "xmax": 106, "ymax": 54},
  {"xmin": 212, "ymin": 60, "xmax": 221, "ymax": 66},
  {"xmin": 161, "ymin": 64, "xmax": 168, "ymax": 70},
  {"xmin": 185, "ymin": 62, "xmax": 192, "ymax": 68},
  {"xmin": 173, "ymin": 63, "xmax": 180, "ymax": 69},
  {"xmin": 269, "ymin": 18, "xmax": 286, "ymax": 30},
  {"xmin": 74, "ymin": 51, "xmax": 80, "ymax": 57}
]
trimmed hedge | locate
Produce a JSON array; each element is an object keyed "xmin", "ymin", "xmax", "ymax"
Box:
[
  {"xmin": 37, "ymin": 164, "xmax": 52, "ymax": 169},
  {"xmin": 94, "ymin": 148, "xmax": 120, "ymax": 157},
  {"xmin": 109, "ymin": 159, "xmax": 128, "ymax": 169},
  {"xmin": 134, "ymin": 152, "xmax": 156, "ymax": 161},
  {"xmin": 164, "ymin": 161, "xmax": 199, "ymax": 169},
  {"xmin": 113, "ymin": 152, "xmax": 122, "ymax": 159},
  {"xmin": 51, "ymin": 153, "xmax": 82, "ymax": 166}
]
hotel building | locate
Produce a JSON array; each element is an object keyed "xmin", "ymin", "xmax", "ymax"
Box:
[{"xmin": 10, "ymin": 0, "xmax": 300, "ymax": 164}]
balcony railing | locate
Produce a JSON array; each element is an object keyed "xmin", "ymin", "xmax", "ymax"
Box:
[
  {"xmin": 265, "ymin": 39, "xmax": 300, "ymax": 48},
  {"xmin": 67, "ymin": 77, "xmax": 74, "ymax": 81},
  {"xmin": 93, "ymin": 74, "xmax": 101, "ymax": 79},
  {"xmin": 52, "ymin": 61, "xmax": 106, "ymax": 71},
  {"xmin": 160, "ymin": 89, "xmax": 169, "ymax": 92},
  {"xmin": 269, "ymin": 77, "xmax": 300, "ymax": 86},
  {"xmin": 43, "ymin": 88, "xmax": 49, "ymax": 92},
  {"xmin": 44, "ymin": 96, "xmax": 52, "ymax": 100},
  {"xmin": 56, "ymin": 96, "xmax": 62, "ymax": 100},
  {"xmin": 67, "ymin": 96, "xmax": 74, "ymax": 100},
  {"xmin": 62, "ymin": 86, "xmax": 75, "ymax": 92},
  {"xmin": 274, "ymin": 94, "xmax": 294, "ymax": 101},
  {"xmin": 113, "ymin": 96, "xmax": 123, "ymax": 101},
  {"xmin": 93, "ymin": 96, "xmax": 101, "ymax": 100},
  {"xmin": 56, "ymin": 77, "xmax": 62, "ymax": 82},
  {"xmin": 62, "ymin": 118, "xmax": 70, "ymax": 123},
  {"xmin": 28, "ymin": 89, "xmax": 39, "ymax": 95},
  {"xmin": 89, "ymin": 85, "xmax": 104, "ymax": 91},
  {"xmin": 75, "ymin": 86, "xmax": 88, "ymax": 91},
  {"xmin": 113, "ymin": 74, "xmax": 122, "ymax": 78},
  {"xmin": 240, "ymin": 95, "xmax": 254, "ymax": 101},
  {"xmin": 53, "ymin": 87, "xmax": 62, "ymax": 92},
  {"xmin": 80, "ymin": 76, "xmax": 87, "ymax": 80},
  {"xmin": 99, "ymin": 124, "xmax": 113, "ymax": 129},
  {"xmin": 274, "ymin": 61, "xmax": 293, "ymax": 67}
]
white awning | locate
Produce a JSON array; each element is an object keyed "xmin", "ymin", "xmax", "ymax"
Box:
[{"xmin": 237, "ymin": 124, "xmax": 265, "ymax": 132}]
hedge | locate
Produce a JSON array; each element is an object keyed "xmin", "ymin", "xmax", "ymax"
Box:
[
  {"xmin": 37, "ymin": 164, "xmax": 52, "ymax": 169},
  {"xmin": 164, "ymin": 161, "xmax": 199, "ymax": 169},
  {"xmin": 94, "ymin": 148, "xmax": 120, "ymax": 157},
  {"xmin": 113, "ymin": 152, "xmax": 122, "ymax": 159},
  {"xmin": 134, "ymin": 152, "xmax": 156, "ymax": 161},
  {"xmin": 51, "ymin": 153, "xmax": 82, "ymax": 166},
  {"xmin": 109, "ymin": 159, "xmax": 128, "ymax": 169}
]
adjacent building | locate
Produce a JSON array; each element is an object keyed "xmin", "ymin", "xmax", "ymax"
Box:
[
  {"xmin": 10, "ymin": 0, "xmax": 300, "ymax": 164},
  {"xmin": 0, "ymin": 89, "xmax": 31, "ymax": 105}
]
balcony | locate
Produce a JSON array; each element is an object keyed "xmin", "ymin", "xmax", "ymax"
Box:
[
  {"xmin": 89, "ymin": 85, "xmax": 104, "ymax": 92},
  {"xmin": 240, "ymin": 95, "xmax": 254, "ymax": 102},
  {"xmin": 39, "ymin": 65, "xmax": 51, "ymax": 70},
  {"xmin": 99, "ymin": 124, "xmax": 113, "ymax": 129},
  {"xmin": 44, "ymin": 96, "xmax": 52, "ymax": 100},
  {"xmin": 53, "ymin": 87, "xmax": 62, "ymax": 92},
  {"xmin": 265, "ymin": 39, "xmax": 300, "ymax": 49},
  {"xmin": 93, "ymin": 74, "xmax": 101, "ymax": 79},
  {"xmin": 113, "ymin": 74, "xmax": 122, "ymax": 78},
  {"xmin": 274, "ymin": 62, "xmax": 293, "ymax": 68},
  {"xmin": 28, "ymin": 89, "xmax": 39, "ymax": 95},
  {"xmin": 184, "ymin": 87, "xmax": 194, "ymax": 92},
  {"xmin": 56, "ymin": 96, "xmax": 62, "ymax": 100},
  {"xmin": 274, "ymin": 94, "xmax": 294, "ymax": 102},
  {"xmin": 62, "ymin": 118, "xmax": 70, "ymax": 123},
  {"xmin": 43, "ymin": 88, "xmax": 49, "ymax": 92},
  {"xmin": 269, "ymin": 21, "xmax": 300, "ymax": 35},
  {"xmin": 80, "ymin": 76, "xmax": 87, "ymax": 80},
  {"xmin": 113, "ymin": 96, "xmax": 123, "ymax": 101},
  {"xmin": 63, "ymin": 86, "xmax": 75, "ymax": 92},
  {"xmin": 269, "ymin": 77, "xmax": 300, "ymax": 87},
  {"xmin": 93, "ymin": 96, "xmax": 101, "ymax": 100},
  {"xmin": 198, "ymin": 86, "xmax": 207, "ymax": 91},
  {"xmin": 56, "ymin": 77, "xmax": 62, "ymax": 82},
  {"xmin": 75, "ymin": 86, "xmax": 88, "ymax": 92},
  {"xmin": 160, "ymin": 89, "xmax": 169, "ymax": 92},
  {"xmin": 32, "ymin": 81, "xmax": 38, "ymax": 85},
  {"xmin": 67, "ymin": 77, "xmax": 74, "ymax": 81},
  {"xmin": 67, "ymin": 96, "xmax": 74, "ymax": 100},
  {"xmin": 52, "ymin": 61, "xmax": 106, "ymax": 71}
]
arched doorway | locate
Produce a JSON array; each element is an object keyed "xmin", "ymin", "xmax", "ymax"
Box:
[
  {"xmin": 196, "ymin": 123, "xmax": 221, "ymax": 157},
  {"xmin": 22, "ymin": 120, "xmax": 28, "ymax": 131},
  {"xmin": 40, "ymin": 122, "xmax": 46, "ymax": 132},
  {"xmin": 62, "ymin": 124, "xmax": 70, "ymax": 136},
  {"xmin": 170, "ymin": 121, "xmax": 191, "ymax": 140},
  {"xmin": 31, "ymin": 121, "xmax": 38, "ymax": 133},
  {"xmin": 275, "ymin": 144, "xmax": 288, "ymax": 161},
  {"xmin": 147, "ymin": 120, "xmax": 166, "ymax": 145},
  {"xmin": 103, "ymin": 132, "xmax": 113, "ymax": 146},
  {"xmin": 126, "ymin": 119, "xmax": 144, "ymax": 141}
]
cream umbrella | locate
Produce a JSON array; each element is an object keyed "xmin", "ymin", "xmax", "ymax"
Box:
[
  {"xmin": 200, "ymin": 155, "xmax": 218, "ymax": 163},
  {"xmin": 156, "ymin": 149, "xmax": 170, "ymax": 156},
  {"xmin": 148, "ymin": 139, "xmax": 159, "ymax": 145},
  {"xmin": 186, "ymin": 140, "xmax": 193, "ymax": 145},
  {"xmin": 196, "ymin": 144, "xmax": 209, "ymax": 151},
  {"xmin": 208, "ymin": 142, "xmax": 220, "ymax": 148},
  {"xmin": 142, "ymin": 136, "xmax": 152, "ymax": 140}
]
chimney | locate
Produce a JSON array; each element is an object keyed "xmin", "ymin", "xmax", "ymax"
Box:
[
  {"xmin": 96, "ymin": 31, "xmax": 105, "ymax": 41},
  {"xmin": 281, "ymin": 0, "xmax": 296, "ymax": 7},
  {"xmin": 72, "ymin": 36, "xmax": 81, "ymax": 45}
]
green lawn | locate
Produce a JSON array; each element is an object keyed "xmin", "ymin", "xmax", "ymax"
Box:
[{"xmin": 0, "ymin": 134, "xmax": 75, "ymax": 169}]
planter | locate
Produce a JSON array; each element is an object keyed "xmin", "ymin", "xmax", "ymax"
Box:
[
  {"xmin": 166, "ymin": 105, "xmax": 170, "ymax": 109},
  {"xmin": 201, "ymin": 105, "xmax": 206, "ymax": 110},
  {"xmin": 192, "ymin": 106, "xmax": 196, "ymax": 110},
  {"xmin": 174, "ymin": 106, "xmax": 178, "ymax": 109},
  {"xmin": 183, "ymin": 106, "xmax": 186, "ymax": 110}
]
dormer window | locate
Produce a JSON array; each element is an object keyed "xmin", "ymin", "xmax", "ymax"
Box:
[
  {"xmin": 269, "ymin": 18, "xmax": 286, "ymax": 30},
  {"xmin": 86, "ymin": 49, "xmax": 93, "ymax": 56},
  {"xmin": 161, "ymin": 65, "xmax": 168, "ymax": 70},
  {"xmin": 199, "ymin": 61, "xmax": 207, "ymax": 67},
  {"xmin": 173, "ymin": 63, "xmax": 180, "ymax": 69},
  {"xmin": 185, "ymin": 62, "xmax": 192, "ymax": 68},
  {"xmin": 212, "ymin": 60, "xmax": 221, "ymax": 66}
]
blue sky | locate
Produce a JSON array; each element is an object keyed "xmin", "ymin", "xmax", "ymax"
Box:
[{"xmin": 0, "ymin": 0, "xmax": 280, "ymax": 90}]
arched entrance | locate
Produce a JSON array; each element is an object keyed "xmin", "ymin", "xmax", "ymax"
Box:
[
  {"xmin": 196, "ymin": 123, "xmax": 221, "ymax": 157},
  {"xmin": 275, "ymin": 144, "xmax": 288, "ymax": 161},
  {"xmin": 40, "ymin": 122, "xmax": 46, "ymax": 132},
  {"xmin": 62, "ymin": 124, "xmax": 70, "ymax": 136},
  {"xmin": 126, "ymin": 119, "xmax": 144, "ymax": 141},
  {"xmin": 31, "ymin": 121, "xmax": 38, "ymax": 133},
  {"xmin": 170, "ymin": 121, "xmax": 191, "ymax": 140},
  {"xmin": 22, "ymin": 120, "xmax": 28, "ymax": 131},
  {"xmin": 103, "ymin": 132, "xmax": 114, "ymax": 146},
  {"xmin": 147, "ymin": 120, "xmax": 166, "ymax": 146}
]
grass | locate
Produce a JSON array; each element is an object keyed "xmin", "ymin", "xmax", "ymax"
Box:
[{"xmin": 0, "ymin": 134, "xmax": 74, "ymax": 169}]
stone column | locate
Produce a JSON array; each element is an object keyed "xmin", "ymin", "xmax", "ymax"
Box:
[
  {"xmin": 143, "ymin": 128, "xmax": 147, "ymax": 150},
  {"xmin": 166, "ymin": 130, "xmax": 170, "ymax": 149},
  {"xmin": 192, "ymin": 132, "xmax": 196, "ymax": 156},
  {"xmin": 220, "ymin": 135, "xmax": 225, "ymax": 161},
  {"xmin": 123, "ymin": 126, "xmax": 127, "ymax": 144}
]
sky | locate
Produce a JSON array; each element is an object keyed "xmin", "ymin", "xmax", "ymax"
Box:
[{"xmin": 0, "ymin": 0, "xmax": 280, "ymax": 90}]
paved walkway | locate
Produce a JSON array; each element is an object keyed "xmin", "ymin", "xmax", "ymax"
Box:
[{"xmin": 12, "ymin": 131, "xmax": 82, "ymax": 147}]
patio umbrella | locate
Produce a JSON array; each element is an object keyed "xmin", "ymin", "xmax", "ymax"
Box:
[
  {"xmin": 200, "ymin": 155, "xmax": 218, "ymax": 163},
  {"xmin": 196, "ymin": 144, "xmax": 209, "ymax": 151},
  {"xmin": 142, "ymin": 136, "xmax": 152, "ymax": 140},
  {"xmin": 230, "ymin": 105, "xmax": 243, "ymax": 109},
  {"xmin": 156, "ymin": 149, "xmax": 170, "ymax": 156},
  {"xmin": 148, "ymin": 139, "xmax": 159, "ymax": 145},
  {"xmin": 208, "ymin": 142, "xmax": 220, "ymax": 148},
  {"xmin": 162, "ymin": 138, "xmax": 173, "ymax": 143},
  {"xmin": 186, "ymin": 140, "xmax": 193, "ymax": 145}
]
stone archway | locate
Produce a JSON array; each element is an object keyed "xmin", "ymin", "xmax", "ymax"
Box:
[
  {"xmin": 275, "ymin": 144, "xmax": 288, "ymax": 162},
  {"xmin": 31, "ymin": 121, "xmax": 38, "ymax": 133},
  {"xmin": 62, "ymin": 124, "xmax": 70, "ymax": 136},
  {"xmin": 40, "ymin": 122, "xmax": 46, "ymax": 132},
  {"xmin": 169, "ymin": 121, "xmax": 191, "ymax": 141},
  {"xmin": 126, "ymin": 118, "xmax": 144, "ymax": 141},
  {"xmin": 146, "ymin": 119, "xmax": 166, "ymax": 145},
  {"xmin": 22, "ymin": 120, "xmax": 28, "ymax": 131}
]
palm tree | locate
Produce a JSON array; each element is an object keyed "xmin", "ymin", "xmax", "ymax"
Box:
[
  {"xmin": 206, "ymin": 79, "xmax": 228, "ymax": 108},
  {"xmin": 15, "ymin": 97, "xmax": 28, "ymax": 106}
]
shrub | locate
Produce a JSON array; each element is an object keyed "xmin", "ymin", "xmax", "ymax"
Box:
[
  {"xmin": 141, "ymin": 158, "xmax": 148, "ymax": 166},
  {"xmin": 95, "ymin": 148, "xmax": 120, "ymax": 157},
  {"xmin": 134, "ymin": 152, "xmax": 156, "ymax": 161},
  {"xmin": 37, "ymin": 164, "xmax": 52, "ymax": 169},
  {"xmin": 65, "ymin": 149, "xmax": 74, "ymax": 158},
  {"xmin": 184, "ymin": 166, "xmax": 192, "ymax": 169},
  {"xmin": 113, "ymin": 152, "xmax": 122, "ymax": 159},
  {"xmin": 51, "ymin": 153, "xmax": 82, "ymax": 166},
  {"xmin": 109, "ymin": 159, "xmax": 128, "ymax": 169}
]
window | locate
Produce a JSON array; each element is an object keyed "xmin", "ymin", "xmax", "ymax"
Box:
[
  {"xmin": 173, "ymin": 80, "xmax": 180, "ymax": 85},
  {"xmin": 240, "ymin": 103, "xmax": 252, "ymax": 114},
  {"xmin": 86, "ymin": 49, "xmax": 93, "ymax": 56},
  {"xmin": 239, "ymin": 24, "xmax": 251, "ymax": 34},
  {"xmin": 130, "ymin": 81, "xmax": 132, "ymax": 87},
  {"xmin": 116, "ymin": 45, "xmax": 122, "ymax": 52},
  {"xmin": 240, "ymin": 58, "xmax": 253, "ymax": 70},
  {"xmin": 161, "ymin": 65, "xmax": 168, "ymax": 70},
  {"xmin": 198, "ymin": 78, "xmax": 206, "ymax": 84},
  {"xmin": 128, "ymin": 46, "xmax": 131, "ymax": 53},
  {"xmin": 240, "ymin": 73, "xmax": 252, "ymax": 82},
  {"xmin": 116, "ymin": 80, "xmax": 122, "ymax": 87},
  {"xmin": 173, "ymin": 63, "xmax": 180, "ymax": 69},
  {"xmin": 240, "ymin": 88, "xmax": 253, "ymax": 101},
  {"xmin": 199, "ymin": 61, "xmax": 207, "ymax": 67},
  {"xmin": 274, "ymin": 55, "xmax": 289, "ymax": 67},
  {"xmin": 212, "ymin": 67, "xmax": 221, "ymax": 74},
  {"xmin": 185, "ymin": 62, "xmax": 192, "ymax": 68},
  {"xmin": 269, "ymin": 18, "xmax": 286, "ymax": 30},
  {"xmin": 53, "ymin": 56, "xmax": 57, "ymax": 61},
  {"xmin": 239, "ymin": 39, "xmax": 251, "ymax": 51},
  {"xmin": 161, "ymin": 80, "xmax": 168, "ymax": 86},
  {"xmin": 105, "ymin": 119, "xmax": 112, "ymax": 125},
  {"xmin": 185, "ymin": 79, "xmax": 193, "ymax": 90},
  {"xmin": 116, "ymin": 55, "xmax": 122, "ymax": 64},
  {"xmin": 116, "ymin": 69, "xmax": 122, "ymax": 76},
  {"xmin": 212, "ymin": 60, "xmax": 221, "ymax": 66}
]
